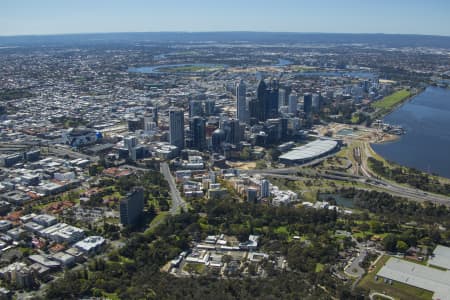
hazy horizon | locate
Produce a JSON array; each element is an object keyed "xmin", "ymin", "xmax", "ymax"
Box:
[
  {"xmin": 2, "ymin": 0, "xmax": 450, "ymax": 36},
  {"xmin": 1, "ymin": 30, "xmax": 450, "ymax": 38}
]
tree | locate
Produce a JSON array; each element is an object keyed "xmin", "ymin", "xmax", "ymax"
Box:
[
  {"xmin": 396, "ymin": 240, "xmax": 408, "ymax": 253},
  {"xmin": 255, "ymin": 160, "xmax": 267, "ymax": 169},
  {"xmin": 222, "ymin": 255, "xmax": 232, "ymax": 264},
  {"xmin": 383, "ymin": 234, "xmax": 397, "ymax": 252},
  {"xmin": 240, "ymin": 147, "xmax": 251, "ymax": 161},
  {"xmin": 268, "ymin": 148, "xmax": 281, "ymax": 161},
  {"xmin": 369, "ymin": 220, "xmax": 382, "ymax": 234}
]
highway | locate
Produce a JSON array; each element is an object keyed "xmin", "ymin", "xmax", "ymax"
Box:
[
  {"xmin": 123, "ymin": 163, "xmax": 188, "ymax": 215},
  {"xmin": 44, "ymin": 144, "xmax": 100, "ymax": 162},
  {"xmin": 160, "ymin": 162, "xmax": 188, "ymax": 215},
  {"xmin": 244, "ymin": 166, "xmax": 450, "ymax": 206}
]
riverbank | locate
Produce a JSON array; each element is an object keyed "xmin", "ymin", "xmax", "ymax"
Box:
[
  {"xmin": 371, "ymin": 86, "xmax": 450, "ymax": 179},
  {"xmin": 367, "ymin": 143, "xmax": 450, "ymax": 195},
  {"xmin": 371, "ymin": 88, "xmax": 417, "ymax": 118}
]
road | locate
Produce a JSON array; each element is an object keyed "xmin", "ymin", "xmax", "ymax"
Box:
[
  {"xmin": 344, "ymin": 239, "xmax": 367, "ymax": 278},
  {"xmin": 344, "ymin": 251, "xmax": 366, "ymax": 278},
  {"xmin": 44, "ymin": 144, "xmax": 100, "ymax": 162},
  {"xmin": 244, "ymin": 165, "xmax": 450, "ymax": 205},
  {"xmin": 124, "ymin": 163, "xmax": 188, "ymax": 215},
  {"xmin": 160, "ymin": 162, "xmax": 188, "ymax": 215},
  {"xmin": 369, "ymin": 292, "xmax": 394, "ymax": 300}
]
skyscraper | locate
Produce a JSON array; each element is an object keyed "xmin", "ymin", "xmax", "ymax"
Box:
[
  {"xmin": 303, "ymin": 93, "xmax": 313, "ymax": 117},
  {"xmin": 204, "ymin": 99, "xmax": 215, "ymax": 116},
  {"xmin": 267, "ymin": 79, "xmax": 279, "ymax": 119},
  {"xmin": 169, "ymin": 108, "xmax": 185, "ymax": 149},
  {"xmin": 288, "ymin": 93, "xmax": 298, "ymax": 114},
  {"xmin": 312, "ymin": 93, "xmax": 321, "ymax": 111},
  {"xmin": 124, "ymin": 136, "xmax": 137, "ymax": 152},
  {"xmin": 189, "ymin": 116, "xmax": 206, "ymax": 151},
  {"xmin": 143, "ymin": 116, "xmax": 156, "ymax": 132},
  {"xmin": 189, "ymin": 100, "xmax": 203, "ymax": 118},
  {"xmin": 120, "ymin": 187, "xmax": 144, "ymax": 226},
  {"xmin": 236, "ymin": 80, "xmax": 248, "ymax": 123},
  {"xmin": 147, "ymin": 106, "xmax": 158, "ymax": 126},
  {"xmin": 225, "ymin": 118, "xmax": 242, "ymax": 145},
  {"xmin": 256, "ymin": 79, "xmax": 268, "ymax": 122},
  {"xmin": 255, "ymin": 78, "xmax": 279, "ymax": 122},
  {"xmin": 278, "ymin": 88, "xmax": 287, "ymax": 109},
  {"xmin": 303, "ymin": 93, "xmax": 313, "ymax": 127}
]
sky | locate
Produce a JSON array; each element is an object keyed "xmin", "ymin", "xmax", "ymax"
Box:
[{"xmin": 1, "ymin": 0, "xmax": 450, "ymax": 36}]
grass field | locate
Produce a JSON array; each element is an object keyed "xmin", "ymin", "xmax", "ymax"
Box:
[
  {"xmin": 371, "ymin": 89, "xmax": 411, "ymax": 112},
  {"xmin": 351, "ymin": 114, "xmax": 360, "ymax": 124},
  {"xmin": 183, "ymin": 263, "xmax": 206, "ymax": 274},
  {"xmin": 358, "ymin": 255, "xmax": 433, "ymax": 300},
  {"xmin": 145, "ymin": 212, "xmax": 169, "ymax": 234},
  {"xmin": 315, "ymin": 263, "xmax": 325, "ymax": 273}
]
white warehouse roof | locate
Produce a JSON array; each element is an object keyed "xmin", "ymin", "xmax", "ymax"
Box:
[
  {"xmin": 429, "ymin": 245, "xmax": 450, "ymax": 270},
  {"xmin": 378, "ymin": 258, "xmax": 450, "ymax": 300}
]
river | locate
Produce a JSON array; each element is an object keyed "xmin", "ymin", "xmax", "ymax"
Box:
[{"xmin": 371, "ymin": 86, "xmax": 450, "ymax": 178}]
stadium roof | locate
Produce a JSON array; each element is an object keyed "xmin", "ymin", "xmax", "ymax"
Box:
[
  {"xmin": 279, "ymin": 139, "xmax": 338, "ymax": 162},
  {"xmin": 378, "ymin": 258, "xmax": 450, "ymax": 300},
  {"xmin": 429, "ymin": 245, "xmax": 450, "ymax": 270}
]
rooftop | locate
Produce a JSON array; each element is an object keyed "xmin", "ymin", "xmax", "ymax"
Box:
[
  {"xmin": 429, "ymin": 245, "xmax": 450, "ymax": 270},
  {"xmin": 279, "ymin": 139, "xmax": 338, "ymax": 162},
  {"xmin": 378, "ymin": 258, "xmax": 450, "ymax": 300}
]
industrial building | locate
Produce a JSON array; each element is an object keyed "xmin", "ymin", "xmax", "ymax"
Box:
[
  {"xmin": 378, "ymin": 258, "xmax": 450, "ymax": 300},
  {"xmin": 429, "ymin": 245, "xmax": 450, "ymax": 270}
]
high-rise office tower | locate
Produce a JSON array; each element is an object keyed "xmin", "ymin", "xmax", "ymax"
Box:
[
  {"xmin": 288, "ymin": 93, "xmax": 298, "ymax": 114},
  {"xmin": 248, "ymin": 98, "xmax": 259, "ymax": 124},
  {"xmin": 303, "ymin": 93, "xmax": 313, "ymax": 127},
  {"xmin": 303, "ymin": 93, "xmax": 313, "ymax": 117},
  {"xmin": 236, "ymin": 80, "xmax": 248, "ymax": 123},
  {"xmin": 189, "ymin": 116, "xmax": 206, "ymax": 151},
  {"xmin": 228, "ymin": 118, "xmax": 242, "ymax": 145},
  {"xmin": 267, "ymin": 79, "xmax": 279, "ymax": 120},
  {"xmin": 211, "ymin": 128, "xmax": 226, "ymax": 152},
  {"xmin": 143, "ymin": 116, "xmax": 156, "ymax": 132},
  {"xmin": 127, "ymin": 118, "xmax": 143, "ymax": 132},
  {"xmin": 120, "ymin": 187, "xmax": 144, "ymax": 226},
  {"xmin": 189, "ymin": 100, "xmax": 203, "ymax": 118},
  {"xmin": 169, "ymin": 108, "xmax": 185, "ymax": 149},
  {"xmin": 256, "ymin": 79, "xmax": 268, "ymax": 122},
  {"xmin": 278, "ymin": 88, "xmax": 287, "ymax": 109},
  {"xmin": 255, "ymin": 78, "xmax": 279, "ymax": 122},
  {"xmin": 312, "ymin": 93, "xmax": 321, "ymax": 111},
  {"xmin": 204, "ymin": 99, "xmax": 215, "ymax": 116},
  {"xmin": 124, "ymin": 136, "xmax": 137, "ymax": 152},
  {"xmin": 147, "ymin": 106, "xmax": 158, "ymax": 126}
]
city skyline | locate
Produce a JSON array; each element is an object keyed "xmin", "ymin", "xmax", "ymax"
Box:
[{"xmin": 1, "ymin": 0, "xmax": 450, "ymax": 36}]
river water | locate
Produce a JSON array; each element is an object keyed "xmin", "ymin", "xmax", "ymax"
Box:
[{"xmin": 371, "ymin": 86, "xmax": 450, "ymax": 178}]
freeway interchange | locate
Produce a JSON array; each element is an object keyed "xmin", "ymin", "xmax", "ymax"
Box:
[{"xmin": 244, "ymin": 165, "xmax": 450, "ymax": 206}]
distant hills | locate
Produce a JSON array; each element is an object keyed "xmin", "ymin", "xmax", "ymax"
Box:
[{"xmin": 1, "ymin": 32, "xmax": 450, "ymax": 48}]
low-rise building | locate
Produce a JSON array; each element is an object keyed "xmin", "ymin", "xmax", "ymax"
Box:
[
  {"xmin": 0, "ymin": 220, "xmax": 12, "ymax": 232},
  {"xmin": 32, "ymin": 214, "xmax": 58, "ymax": 227},
  {"xmin": 52, "ymin": 252, "xmax": 76, "ymax": 268},
  {"xmin": 23, "ymin": 222, "xmax": 44, "ymax": 233},
  {"xmin": 74, "ymin": 236, "xmax": 106, "ymax": 255}
]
